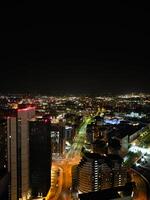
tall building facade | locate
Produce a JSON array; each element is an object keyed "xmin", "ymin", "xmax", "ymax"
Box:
[
  {"xmin": 29, "ymin": 117, "xmax": 51, "ymax": 198},
  {"xmin": 77, "ymin": 152, "xmax": 105, "ymax": 193},
  {"xmin": 0, "ymin": 118, "xmax": 8, "ymax": 200},
  {"xmin": 86, "ymin": 123, "xmax": 95, "ymax": 144},
  {"xmin": 77, "ymin": 152, "xmax": 128, "ymax": 194},
  {"xmin": 0, "ymin": 106, "xmax": 35, "ymax": 200},
  {"xmin": 0, "ymin": 118, "xmax": 7, "ymax": 173},
  {"xmin": 51, "ymin": 124, "xmax": 65, "ymax": 157}
]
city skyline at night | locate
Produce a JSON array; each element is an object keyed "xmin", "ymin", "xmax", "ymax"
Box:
[
  {"xmin": 0, "ymin": 94, "xmax": 150, "ymax": 200},
  {"xmin": 0, "ymin": 4, "xmax": 150, "ymax": 199}
]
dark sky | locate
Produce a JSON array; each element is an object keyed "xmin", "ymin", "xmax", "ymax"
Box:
[{"xmin": 0, "ymin": 4, "xmax": 150, "ymax": 95}]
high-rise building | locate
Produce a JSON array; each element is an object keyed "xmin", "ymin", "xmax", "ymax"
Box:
[
  {"xmin": 51, "ymin": 124, "xmax": 65, "ymax": 157},
  {"xmin": 86, "ymin": 123, "xmax": 95, "ymax": 144},
  {"xmin": 0, "ymin": 118, "xmax": 8, "ymax": 200},
  {"xmin": 107, "ymin": 154, "xmax": 127, "ymax": 188},
  {"xmin": 100, "ymin": 163, "xmax": 113, "ymax": 190},
  {"xmin": 0, "ymin": 106, "xmax": 35, "ymax": 200},
  {"xmin": 0, "ymin": 118, "xmax": 7, "ymax": 173},
  {"xmin": 77, "ymin": 152, "xmax": 128, "ymax": 194},
  {"xmin": 29, "ymin": 116, "xmax": 51, "ymax": 198},
  {"xmin": 64, "ymin": 125, "xmax": 75, "ymax": 142},
  {"xmin": 77, "ymin": 152, "xmax": 105, "ymax": 193}
]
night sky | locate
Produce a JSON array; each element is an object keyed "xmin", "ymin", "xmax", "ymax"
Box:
[{"xmin": 0, "ymin": 5, "xmax": 150, "ymax": 95}]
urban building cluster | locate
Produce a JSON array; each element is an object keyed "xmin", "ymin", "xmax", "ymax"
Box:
[{"xmin": 0, "ymin": 93, "xmax": 150, "ymax": 200}]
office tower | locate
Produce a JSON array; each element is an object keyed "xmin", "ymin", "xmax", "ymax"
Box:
[
  {"xmin": 107, "ymin": 154, "xmax": 127, "ymax": 188},
  {"xmin": 77, "ymin": 152, "xmax": 128, "ymax": 194},
  {"xmin": 0, "ymin": 118, "xmax": 8, "ymax": 200},
  {"xmin": 29, "ymin": 116, "xmax": 51, "ymax": 198},
  {"xmin": 1, "ymin": 106, "xmax": 35, "ymax": 200},
  {"xmin": 100, "ymin": 163, "xmax": 113, "ymax": 190},
  {"xmin": 108, "ymin": 138, "xmax": 121, "ymax": 155},
  {"xmin": 86, "ymin": 123, "xmax": 95, "ymax": 143},
  {"xmin": 51, "ymin": 124, "xmax": 65, "ymax": 157},
  {"xmin": 77, "ymin": 152, "xmax": 105, "ymax": 193},
  {"xmin": 64, "ymin": 125, "xmax": 75, "ymax": 142},
  {"xmin": 0, "ymin": 118, "xmax": 7, "ymax": 173},
  {"xmin": 86, "ymin": 122, "xmax": 106, "ymax": 145}
]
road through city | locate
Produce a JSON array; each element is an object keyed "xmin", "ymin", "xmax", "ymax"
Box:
[
  {"xmin": 47, "ymin": 118, "xmax": 150, "ymax": 200},
  {"xmin": 51, "ymin": 118, "xmax": 91, "ymax": 200}
]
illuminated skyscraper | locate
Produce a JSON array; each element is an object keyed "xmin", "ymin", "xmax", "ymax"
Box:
[
  {"xmin": 77, "ymin": 152, "xmax": 128, "ymax": 194},
  {"xmin": 77, "ymin": 152, "xmax": 106, "ymax": 193},
  {"xmin": 51, "ymin": 124, "xmax": 65, "ymax": 157},
  {"xmin": 1, "ymin": 106, "xmax": 35, "ymax": 200},
  {"xmin": 0, "ymin": 118, "xmax": 7, "ymax": 173},
  {"xmin": 0, "ymin": 118, "xmax": 8, "ymax": 200},
  {"xmin": 29, "ymin": 116, "xmax": 51, "ymax": 198}
]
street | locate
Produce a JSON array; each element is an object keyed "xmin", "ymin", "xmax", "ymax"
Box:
[{"xmin": 47, "ymin": 119, "xmax": 150, "ymax": 200}]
